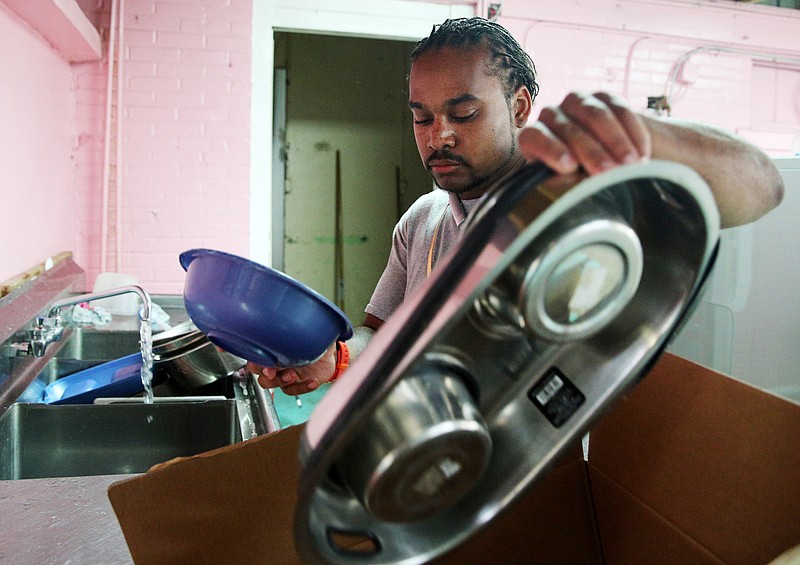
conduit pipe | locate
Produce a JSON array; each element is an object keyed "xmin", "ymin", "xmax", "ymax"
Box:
[
  {"xmin": 100, "ymin": 0, "xmax": 118, "ymax": 274},
  {"xmin": 100, "ymin": 0, "xmax": 126, "ymax": 274},
  {"xmin": 519, "ymin": 19, "xmax": 800, "ymax": 113},
  {"xmin": 115, "ymin": 0, "xmax": 125, "ymax": 273},
  {"xmin": 664, "ymin": 45, "xmax": 800, "ymax": 109}
]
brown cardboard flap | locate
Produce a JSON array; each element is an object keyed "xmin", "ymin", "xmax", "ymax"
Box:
[
  {"xmin": 589, "ymin": 353, "xmax": 800, "ymax": 565},
  {"xmin": 589, "ymin": 466, "xmax": 726, "ymax": 565},
  {"xmin": 435, "ymin": 444, "xmax": 600, "ymax": 565},
  {"xmin": 108, "ymin": 424, "xmax": 307, "ymax": 564},
  {"xmin": 109, "ymin": 424, "xmax": 598, "ymax": 564}
]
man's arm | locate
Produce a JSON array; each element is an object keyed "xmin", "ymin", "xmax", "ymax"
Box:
[
  {"xmin": 643, "ymin": 114, "xmax": 784, "ymax": 228},
  {"xmin": 519, "ymin": 91, "xmax": 784, "ymax": 228}
]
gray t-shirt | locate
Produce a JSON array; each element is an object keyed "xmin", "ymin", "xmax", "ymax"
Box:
[{"xmin": 365, "ymin": 189, "xmax": 483, "ymax": 322}]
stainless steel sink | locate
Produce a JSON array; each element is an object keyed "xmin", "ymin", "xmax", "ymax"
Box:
[
  {"xmin": 35, "ymin": 357, "xmax": 109, "ymax": 383},
  {"xmin": 0, "ymin": 400, "xmax": 242, "ymax": 480},
  {"xmin": 2, "ymin": 294, "xmax": 272, "ymax": 482},
  {"xmin": 53, "ymin": 327, "xmax": 141, "ymax": 360},
  {"xmin": 7, "ymin": 327, "xmax": 141, "ymax": 390}
]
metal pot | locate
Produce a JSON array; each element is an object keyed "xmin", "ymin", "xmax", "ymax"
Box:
[
  {"xmin": 295, "ymin": 160, "xmax": 721, "ymax": 564},
  {"xmin": 336, "ymin": 365, "xmax": 491, "ymax": 523},
  {"xmin": 153, "ymin": 321, "xmax": 245, "ymax": 389},
  {"xmin": 152, "ymin": 320, "xmax": 205, "ymax": 354}
]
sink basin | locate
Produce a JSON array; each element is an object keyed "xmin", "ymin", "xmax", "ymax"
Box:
[
  {"xmin": 0, "ymin": 400, "xmax": 241, "ymax": 480},
  {"xmin": 9, "ymin": 328, "xmax": 144, "ymax": 402},
  {"xmin": 37, "ymin": 357, "xmax": 109, "ymax": 382},
  {"xmin": 5, "ymin": 328, "xmax": 140, "ymax": 394},
  {"xmin": 53, "ymin": 328, "xmax": 140, "ymax": 360}
]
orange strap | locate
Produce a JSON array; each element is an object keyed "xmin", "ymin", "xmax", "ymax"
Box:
[
  {"xmin": 329, "ymin": 341, "xmax": 350, "ymax": 383},
  {"xmin": 427, "ymin": 204, "xmax": 450, "ymax": 276}
]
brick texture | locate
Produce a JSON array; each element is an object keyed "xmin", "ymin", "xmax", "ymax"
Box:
[
  {"xmin": 72, "ymin": 0, "xmax": 251, "ymax": 293},
  {"xmin": 57, "ymin": 0, "xmax": 800, "ymax": 293}
]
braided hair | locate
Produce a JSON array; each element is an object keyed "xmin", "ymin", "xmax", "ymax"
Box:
[{"xmin": 411, "ymin": 17, "xmax": 539, "ymax": 103}]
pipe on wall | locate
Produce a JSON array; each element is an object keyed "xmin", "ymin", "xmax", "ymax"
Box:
[
  {"xmin": 100, "ymin": 0, "xmax": 117, "ymax": 274},
  {"xmin": 115, "ymin": 0, "xmax": 125, "ymax": 273},
  {"xmin": 100, "ymin": 0, "xmax": 125, "ymax": 276},
  {"xmin": 664, "ymin": 45, "xmax": 800, "ymax": 108}
]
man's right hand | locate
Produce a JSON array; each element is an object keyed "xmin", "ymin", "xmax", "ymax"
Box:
[
  {"xmin": 245, "ymin": 340, "xmax": 338, "ymax": 396},
  {"xmin": 247, "ymin": 319, "xmax": 381, "ymax": 397}
]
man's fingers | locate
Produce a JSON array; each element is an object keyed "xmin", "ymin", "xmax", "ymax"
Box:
[
  {"xmin": 556, "ymin": 92, "xmax": 640, "ymax": 173},
  {"xmin": 517, "ymin": 121, "xmax": 579, "ymax": 174},
  {"xmin": 524, "ymin": 91, "xmax": 652, "ymax": 176},
  {"xmin": 593, "ymin": 92, "xmax": 651, "ymax": 158}
]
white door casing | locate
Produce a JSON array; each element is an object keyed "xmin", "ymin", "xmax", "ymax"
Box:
[{"xmin": 249, "ymin": 0, "xmax": 475, "ymax": 265}]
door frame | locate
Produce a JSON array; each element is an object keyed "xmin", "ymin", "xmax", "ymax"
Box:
[{"xmin": 249, "ymin": 0, "xmax": 476, "ymax": 265}]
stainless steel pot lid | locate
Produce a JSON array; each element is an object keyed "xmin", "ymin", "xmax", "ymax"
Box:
[
  {"xmin": 153, "ymin": 333, "xmax": 209, "ymax": 362},
  {"xmin": 153, "ymin": 320, "xmax": 205, "ymax": 355},
  {"xmin": 294, "ymin": 161, "xmax": 720, "ymax": 565}
]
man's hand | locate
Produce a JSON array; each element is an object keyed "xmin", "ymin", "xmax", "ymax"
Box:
[
  {"xmin": 246, "ymin": 324, "xmax": 378, "ymax": 397},
  {"xmin": 518, "ymin": 90, "xmax": 783, "ymax": 228},
  {"xmin": 245, "ymin": 341, "xmax": 337, "ymax": 396},
  {"xmin": 519, "ymin": 91, "xmax": 651, "ymax": 175}
]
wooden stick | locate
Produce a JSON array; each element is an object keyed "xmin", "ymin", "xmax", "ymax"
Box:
[{"xmin": 334, "ymin": 150, "xmax": 345, "ymax": 312}]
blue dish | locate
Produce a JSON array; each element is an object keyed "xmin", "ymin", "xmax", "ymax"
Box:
[
  {"xmin": 179, "ymin": 249, "xmax": 353, "ymax": 368},
  {"xmin": 42, "ymin": 353, "xmax": 155, "ymax": 405}
]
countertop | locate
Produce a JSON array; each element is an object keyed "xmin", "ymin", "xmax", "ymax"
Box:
[
  {"xmin": 0, "ymin": 474, "xmax": 135, "ymax": 564},
  {"xmin": 0, "ymin": 292, "xmax": 226, "ymax": 563}
]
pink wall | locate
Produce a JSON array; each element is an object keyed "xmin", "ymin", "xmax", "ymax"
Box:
[
  {"xmin": 72, "ymin": 0, "xmax": 252, "ymax": 294},
  {"xmin": 0, "ymin": 2, "xmax": 76, "ymax": 281},
  {"xmin": 496, "ymin": 0, "xmax": 800, "ymax": 155},
  {"xmin": 2, "ymin": 0, "xmax": 798, "ymax": 295}
]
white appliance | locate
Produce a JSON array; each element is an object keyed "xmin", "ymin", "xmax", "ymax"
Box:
[{"xmin": 669, "ymin": 157, "xmax": 800, "ymax": 403}]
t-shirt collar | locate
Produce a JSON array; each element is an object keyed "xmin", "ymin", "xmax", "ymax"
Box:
[{"xmin": 448, "ymin": 192, "xmax": 485, "ymax": 227}]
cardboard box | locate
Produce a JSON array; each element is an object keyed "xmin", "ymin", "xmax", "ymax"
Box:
[{"xmin": 108, "ymin": 353, "xmax": 800, "ymax": 564}]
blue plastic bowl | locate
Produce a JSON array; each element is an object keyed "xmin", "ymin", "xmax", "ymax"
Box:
[
  {"xmin": 179, "ymin": 249, "xmax": 353, "ymax": 368},
  {"xmin": 41, "ymin": 353, "xmax": 160, "ymax": 405}
]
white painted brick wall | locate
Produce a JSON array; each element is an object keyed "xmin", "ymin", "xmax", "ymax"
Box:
[
  {"xmin": 65, "ymin": 0, "xmax": 798, "ymax": 293},
  {"xmin": 71, "ymin": 0, "xmax": 251, "ymax": 292}
]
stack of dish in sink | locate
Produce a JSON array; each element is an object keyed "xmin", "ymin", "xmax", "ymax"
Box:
[
  {"xmin": 39, "ymin": 321, "xmax": 245, "ymax": 405},
  {"xmin": 152, "ymin": 320, "xmax": 245, "ymax": 390}
]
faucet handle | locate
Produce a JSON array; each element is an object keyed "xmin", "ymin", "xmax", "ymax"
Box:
[
  {"xmin": 28, "ymin": 315, "xmax": 64, "ymax": 357},
  {"xmin": 3, "ymin": 342, "xmax": 32, "ymax": 357},
  {"xmin": 35, "ymin": 315, "xmax": 63, "ymax": 340},
  {"xmin": 32, "ymin": 317, "xmax": 46, "ymax": 338},
  {"xmin": 30, "ymin": 322, "xmax": 49, "ymax": 356}
]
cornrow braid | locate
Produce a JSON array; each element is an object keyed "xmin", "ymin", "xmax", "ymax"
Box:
[{"xmin": 411, "ymin": 17, "xmax": 539, "ymax": 103}]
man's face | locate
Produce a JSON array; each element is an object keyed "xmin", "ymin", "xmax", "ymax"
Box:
[{"xmin": 408, "ymin": 46, "xmax": 519, "ymax": 197}]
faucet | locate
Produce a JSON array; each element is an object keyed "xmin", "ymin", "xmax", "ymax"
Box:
[{"xmin": 25, "ymin": 285, "xmax": 153, "ymax": 357}]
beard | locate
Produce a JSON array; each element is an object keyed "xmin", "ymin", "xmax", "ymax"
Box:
[{"xmin": 427, "ymin": 141, "xmax": 517, "ymax": 196}]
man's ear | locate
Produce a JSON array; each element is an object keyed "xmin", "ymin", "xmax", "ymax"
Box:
[{"xmin": 512, "ymin": 86, "xmax": 533, "ymax": 127}]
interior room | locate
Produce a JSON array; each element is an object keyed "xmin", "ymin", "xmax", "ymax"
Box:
[{"xmin": 0, "ymin": 1, "xmax": 798, "ymax": 563}]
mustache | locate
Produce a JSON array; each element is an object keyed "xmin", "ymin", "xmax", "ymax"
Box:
[{"xmin": 426, "ymin": 150, "xmax": 468, "ymax": 168}]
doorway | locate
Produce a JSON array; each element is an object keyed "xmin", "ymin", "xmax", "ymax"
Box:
[{"xmin": 272, "ymin": 32, "xmax": 432, "ymax": 323}]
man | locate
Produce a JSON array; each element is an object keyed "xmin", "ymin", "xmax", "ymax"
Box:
[{"xmin": 247, "ymin": 17, "xmax": 784, "ymax": 396}]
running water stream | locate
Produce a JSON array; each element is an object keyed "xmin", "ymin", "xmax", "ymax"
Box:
[{"xmin": 140, "ymin": 319, "xmax": 154, "ymax": 404}]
